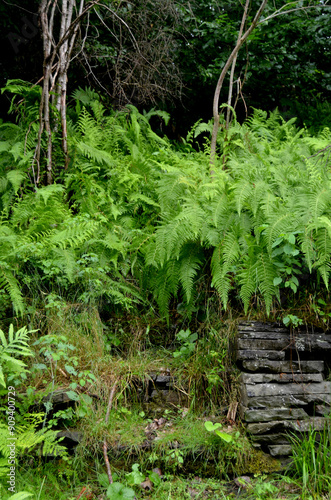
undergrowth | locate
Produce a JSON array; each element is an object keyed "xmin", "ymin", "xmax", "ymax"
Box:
[{"xmin": 0, "ymin": 83, "xmax": 331, "ymax": 499}]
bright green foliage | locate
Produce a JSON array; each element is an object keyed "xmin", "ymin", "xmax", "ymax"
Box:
[
  {"xmin": 8, "ymin": 494, "xmax": 33, "ymax": 500},
  {"xmin": 0, "ymin": 82, "xmax": 331, "ymax": 319},
  {"xmin": 106, "ymin": 482, "xmax": 136, "ymax": 499},
  {"xmin": 0, "ymin": 413, "xmax": 67, "ymax": 478},
  {"xmin": 204, "ymin": 421, "xmax": 234, "ymax": 443},
  {"xmin": 173, "ymin": 329, "xmax": 198, "ymax": 359},
  {"xmin": 144, "ymin": 109, "xmax": 331, "ymax": 316},
  {"xmin": 289, "ymin": 421, "xmax": 331, "ymax": 497},
  {"xmin": 0, "ymin": 325, "xmax": 35, "ymax": 387}
]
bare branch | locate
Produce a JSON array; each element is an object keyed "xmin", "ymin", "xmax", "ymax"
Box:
[
  {"xmin": 210, "ymin": 0, "xmax": 268, "ymax": 169},
  {"xmin": 259, "ymin": 1, "xmax": 330, "ymax": 24},
  {"xmin": 226, "ymin": 0, "xmax": 250, "ymax": 129}
]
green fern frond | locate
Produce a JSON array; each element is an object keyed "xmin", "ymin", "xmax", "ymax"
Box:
[
  {"xmin": 0, "ymin": 267, "xmax": 24, "ymax": 315},
  {"xmin": 239, "ymin": 259, "xmax": 258, "ymax": 313},
  {"xmin": 77, "ymin": 141, "xmax": 113, "ymax": 166},
  {"xmin": 255, "ymin": 252, "xmax": 277, "ymax": 314},
  {"xmin": 211, "ymin": 245, "xmax": 232, "ymax": 309},
  {"xmin": 178, "ymin": 244, "xmax": 203, "ymax": 303}
]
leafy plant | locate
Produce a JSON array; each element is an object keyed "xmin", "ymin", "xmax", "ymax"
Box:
[
  {"xmin": 173, "ymin": 329, "xmax": 198, "ymax": 359},
  {"xmin": 106, "ymin": 482, "xmax": 136, "ymax": 500},
  {"xmin": 0, "ymin": 413, "xmax": 68, "ymax": 478},
  {"xmin": 32, "ymin": 334, "xmax": 96, "ymax": 427},
  {"xmin": 0, "ymin": 325, "xmax": 35, "ymax": 387},
  {"xmin": 283, "ymin": 315, "xmax": 303, "ymax": 329},
  {"xmin": 250, "ymin": 475, "xmax": 279, "ymax": 500},
  {"xmin": 8, "ymin": 494, "xmax": 33, "ymax": 500},
  {"xmin": 204, "ymin": 421, "xmax": 234, "ymax": 444}
]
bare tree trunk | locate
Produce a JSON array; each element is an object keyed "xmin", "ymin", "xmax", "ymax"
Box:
[
  {"xmin": 56, "ymin": 0, "xmax": 84, "ymax": 168},
  {"xmin": 35, "ymin": 0, "xmax": 93, "ymax": 184},
  {"xmin": 210, "ymin": 0, "xmax": 268, "ymax": 171},
  {"xmin": 226, "ymin": 0, "xmax": 250, "ymax": 129}
]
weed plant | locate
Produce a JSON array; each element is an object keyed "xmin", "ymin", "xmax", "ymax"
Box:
[{"xmin": 288, "ymin": 419, "xmax": 331, "ymax": 498}]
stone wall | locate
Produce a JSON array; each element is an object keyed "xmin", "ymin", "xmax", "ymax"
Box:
[{"xmin": 237, "ymin": 321, "xmax": 331, "ymax": 458}]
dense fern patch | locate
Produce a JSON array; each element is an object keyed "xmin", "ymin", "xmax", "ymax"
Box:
[{"xmin": 0, "ymin": 85, "xmax": 330, "ymax": 320}]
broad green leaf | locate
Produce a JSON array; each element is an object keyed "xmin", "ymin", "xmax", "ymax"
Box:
[
  {"xmin": 204, "ymin": 421, "xmax": 223, "ymax": 432},
  {"xmin": 215, "ymin": 430, "xmax": 233, "ymax": 443}
]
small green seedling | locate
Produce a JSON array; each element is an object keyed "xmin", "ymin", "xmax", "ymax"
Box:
[
  {"xmin": 204, "ymin": 421, "xmax": 233, "ymax": 443},
  {"xmin": 173, "ymin": 329, "xmax": 198, "ymax": 359}
]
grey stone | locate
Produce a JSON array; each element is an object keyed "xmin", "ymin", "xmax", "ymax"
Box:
[
  {"xmin": 237, "ymin": 350, "xmax": 285, "ymax": 361},
  {"xmin": 43, "ymin": 390, "xmax": 72, "ymax": 404},
  {"xmin": 154, "ymin": 375, "xmax": 172, "ymax": 383},
  {"xmin": 245, "ymin": 408, "xmax": 309, "ymax": 423},
  {"xmin": 243, "ymin": 393, "xmax": 331, "ymax": 408},
  {"xmin": 238, "ymin": 322, "xmax": 287, "ymax": 333},
  {"xmin": 251, "ymin": 433, "xmax": 289, "ymax": 445},
  {"xmin": 244, "ymin": 381, "xmax": 331, "ymax": 398},
  {"xmin": 242, "ymin": 360, "xmax": 324, "ymax": 373},
  {"xmin": 268, "ymin": 445, "xmax": 292, "ymax": 457},
  {"xmin": 57, "ymin": 430, "xmax": 82, "ymax": 442},
  {"xmin": 238, "ymin": 338, "xmax": 290, "ymax": 351},
  {"xmin": 247, "ymin": 417, "xmax": 327, "ymax": 435},
  {"xmin": 241, "ymin": 372, "xmax": 323, "ymax": 384},
  {"xmin": 247, "ymin": 421, "xmax": 286, "ymax": 435},
  {"xmin": 315, "ymin": 404, "xmax": 331, "ymax": 416}
]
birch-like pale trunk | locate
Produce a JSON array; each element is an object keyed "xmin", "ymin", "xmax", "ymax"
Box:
[
  {"xmin": 35, "ymin": 0, "xmax": 88, "ymax": 184},
  {"xmin": 225, "ymin": 0, "xmax": 250, "ymax": 130},
  {"xmin": 210, "ymin": 0, "xmax": 268, "ymax": 171}
]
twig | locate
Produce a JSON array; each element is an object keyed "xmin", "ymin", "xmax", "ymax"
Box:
[
  {"xmin": 210, "ymin": 0, "xmax": 268, "ymax": 170},
  {"xmin": 76, "ymin": 486, "xmax": 88, "ymax": 500},
  {"xmin": 306, "ymin": 144, "xmax": 331, "ymax": 159},
  {"xmin": 103, "ymin": 381, "xmax": 118, "ymax": 484},
  {"xmin": 226, "ymin": 0, "xmax": 249, "ymax": 129}
]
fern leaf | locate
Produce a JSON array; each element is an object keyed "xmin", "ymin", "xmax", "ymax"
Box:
[
  {"xmin": 0, "ymin": 267, "xmax": 24, "ymax": 315},
  {"xmin": 179, "ymin": 244, "xmax": 203, "ymax": 303}
]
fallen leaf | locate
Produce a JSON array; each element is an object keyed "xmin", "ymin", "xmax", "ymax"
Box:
[
  {"xmin": 140, "ymin": 478, "xmax": 153, "ymax": 490},
  {"xmin": 187, "ymin": 486, "xmax": 199, "ymax": 498},
  {"xmin": 152, "ymin": 467, "xmax": 163, "ymax": 477}
]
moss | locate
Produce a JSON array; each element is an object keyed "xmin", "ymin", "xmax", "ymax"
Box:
[{"xmin": 244, "ymin": 448, "xmax": 281, "ymax": 474}]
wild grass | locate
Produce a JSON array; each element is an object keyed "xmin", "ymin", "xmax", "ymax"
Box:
[{"xmin": 287, "ymin": 419, "xmax": 331, "ymax": 498}]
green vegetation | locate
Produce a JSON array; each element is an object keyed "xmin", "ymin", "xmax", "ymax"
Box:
[{"xmin": 0, "ymin": 61, "xmax": 331, "ymax": 500}]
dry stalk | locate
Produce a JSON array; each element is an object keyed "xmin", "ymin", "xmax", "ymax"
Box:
[{"xmin": 103, "ymin": 381, "xmax": 119, "ymax": 484}]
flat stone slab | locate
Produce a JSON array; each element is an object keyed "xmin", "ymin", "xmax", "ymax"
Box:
[
  {"xmin": 238, "ymin": 323, "xmax": 288, "ymax": 333},
  {"xmin": 43, "ymin": 390, "xmax": 72, "ymax": 404},
  {"xmin": 244, "ymin": 381, "xmax": 331, "ymax": 398},
  {"xmin": 268, "ymin": 445, "xmax": 292, "ymax": 457},
  {"xmin": 243, "ymin": 359, "xmax": 324, "ymax": 373},
  {"xmin": 244, "ymin": 408, "xmax": 309, "ymax": 423},
  {"xmin": 251, "ymin": 433, "xmax": 290, "ymax": 445},
  {"xmin": 237, "ymin": 335, "xmax": 331, "ymax": 352},
  {"xmin": 57, "ymin": 430, "xmax": 82, "ymax": 443},
  {"xmin": 242, "ymin": 360, "xmax": 324, "ymax": 373},
  {"xmin": 242, "ymin": 393, "xmax": 331, "ymax": 408},
  {"xmin": 238, "ymin": 338, "xmax": 290, "ymax": 350},
  {"xmin": 241, "ymin": 373, "xmax": 323, "ymax": 384},
  {"xmin": 237, "ymin": 350, "xmax": 285, "ymax": 360},
  {"xmin": 315, "ymin": 404, "xmax": 331, "ymax": 416},
  {"xmin": 247, "ymin": 417, "xmax": 327, "ymax": 435}
]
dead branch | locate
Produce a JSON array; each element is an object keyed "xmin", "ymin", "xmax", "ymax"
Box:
[
  {"xmin": 226, "ymin": 0, "xmax": 250, "ymax": 129},
  {"xmin": 103, "ymin": 381, "xmax": 118, "ymax": 484},
  {"xmin": 210, "ymin": 0, "xmax": 268, "ymax": 170}
]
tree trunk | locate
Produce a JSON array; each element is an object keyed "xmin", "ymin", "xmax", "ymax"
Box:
[
  {"xmin": 35, "ymin": 0, "xmax": 89, "ymax": 184},
  {"xmin": 226, "ymin": 0, "xmax": 250, "ymax": 129},
  {"xmin": 210, "ymin": 0, "xmax": 268, "ymax": 171}
]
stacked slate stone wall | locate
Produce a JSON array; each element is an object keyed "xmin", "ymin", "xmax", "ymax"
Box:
[{"xmin": 236, "ymin": 321, "xmax": 331, "ymax": 459}]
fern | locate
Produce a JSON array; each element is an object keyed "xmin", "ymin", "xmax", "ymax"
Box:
[
  {"xmin": 0, "ymin": 267, "xmax": 24, "ymax": 316},
  {"xmin": 0, "ymin": 325, "xmax": 35, "ymax": 387},
  {"xmin": 0, "ymin": 415, "xmax": 67, "ymax": 478}
]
